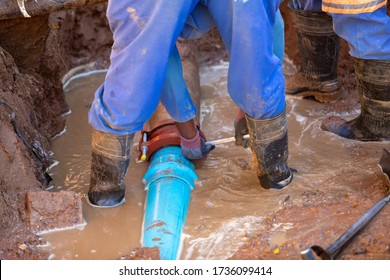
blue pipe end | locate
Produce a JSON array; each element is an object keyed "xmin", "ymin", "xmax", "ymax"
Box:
[
  {"xmin": 142, "ymin": 146, "xmax": 198, "ymax": 260},
  {"xmin": 273, "ymin": 9, "xmax": 285, "ymax": 63}
]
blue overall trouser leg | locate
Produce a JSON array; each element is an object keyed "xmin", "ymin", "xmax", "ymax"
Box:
[
  {"xmin": 205, "ymin": 0, "xmax": 286, "ymax": 119},
  {"xmin": 87, "ymin": 1, "xmax": 198, "ymax": 207},
  {"xmin": 89, "ymin": 0, "xmax": 199, "ymax": 135},
  {"xmin": 331, "ymin": 6, "xmax": 390, "ymax": 60},
  {"xmin": 205, "ymin": 0, "xmax": 292, "ymax": 189}
]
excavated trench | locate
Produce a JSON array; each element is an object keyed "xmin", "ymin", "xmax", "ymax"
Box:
[{"xmin": 0, "ymin": 1, "xmax": 389, "ymax": 260}]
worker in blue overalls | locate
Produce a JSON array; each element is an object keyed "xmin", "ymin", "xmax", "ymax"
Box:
[{"xmin": 87, "ymin": 0, "xmax": 293, "ymax": 207}]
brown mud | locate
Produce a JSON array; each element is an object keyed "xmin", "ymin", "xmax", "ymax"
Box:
[
  {"xmin": 0, "ymin": 3, "xmax": 111, "ymax": 259},
  {"xmin": 0, "ymin": 1, "xmax": 388, "ymax": 260}
]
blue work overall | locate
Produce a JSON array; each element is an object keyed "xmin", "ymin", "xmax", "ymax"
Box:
[{"xmin": 89, "ymin": 0, "xmax": 286, "ymax": 135}]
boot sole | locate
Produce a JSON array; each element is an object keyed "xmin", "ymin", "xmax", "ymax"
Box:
[{"xmin": 85, "ymin": 194, "xmax": 126, "ymax": 208}]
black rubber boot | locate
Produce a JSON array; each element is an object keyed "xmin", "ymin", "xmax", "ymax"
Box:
[
  {"xmin": 88, "ymin": 129, "xmax": 134, "ymax": 207},
  {"xmin": 387, "ymin": 0, "xmax": 390, "ymax": 17},
  {"xmin": 286, "ymin": 2, "xmax": 341, "ymax": 103},
  {"xmin": 245, "ymin": 110, "xmax": 293, "ymax": 190},
  {"xmin": 321, "ymin": 58, "xmax": 390, "ymax": 141}
]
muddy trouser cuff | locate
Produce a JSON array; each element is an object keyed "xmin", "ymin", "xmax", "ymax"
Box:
[
  {"xmin": 245, "ymin": 110, "xmax": 293, "ymax": 190},
  {"xmin": 88, "ymin": 129, "xmax": 134, "ymax": 207}
]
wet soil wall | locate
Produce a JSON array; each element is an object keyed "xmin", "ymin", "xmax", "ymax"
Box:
[{"xmin": 0, "ymin": 2, "xmax": 111, "ymax": 259}]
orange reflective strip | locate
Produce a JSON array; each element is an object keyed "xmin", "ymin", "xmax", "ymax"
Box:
[
  {"xmin": 325, "ymin": 0, "xmax": 382, "ymax": 4},
  {"xmin": 322, "ymin": 0, "xmax": 386, "ymax": 14}
]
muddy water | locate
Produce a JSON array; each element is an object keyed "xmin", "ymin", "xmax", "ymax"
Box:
[
  {"xmin": 44, "ymin": 72, "xmax": 148, "ymax": 260},
  {"xmin": 43, "ymin": 60, "xmax": 388, "ymax": 260}
]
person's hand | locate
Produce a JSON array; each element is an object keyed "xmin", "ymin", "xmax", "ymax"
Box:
[
  {"xmin": 180, "ymin": 129, "xmax": 215, "ymax": 160},
  {"xmin": 234, "ymin": 109, "xmax": 250, "ymax": 148}
]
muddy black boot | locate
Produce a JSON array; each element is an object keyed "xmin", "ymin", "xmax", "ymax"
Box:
[
  {"xmin": 321, "ymin": 58, "xmax": 390, "ymax": 141},
  {"xmin": 245, "ymin": 110, "xmax": 293, "ymax": 190},
  {"xmin": 286, "ymin": 2, "xmax": 341, "ymax": 103},
  {"xmin": 88, "ymin": 129, "xmax": 134, "ymax": 207}
]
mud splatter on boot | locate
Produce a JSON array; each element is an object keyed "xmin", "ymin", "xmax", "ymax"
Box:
[
  {"xmin": 286, "ymin": 2, "xmax": 342, "ymax": 103},
  {"xmin": 245, "ymin": 109, "xmax": 293, "ymax": 190},
  {"xmin": 88, "ymin": 129, "xmax": 134, "ymax": 207},
  {"xmin": 321, "ymin": 58, "xmax": 390, "ymax": 141}
]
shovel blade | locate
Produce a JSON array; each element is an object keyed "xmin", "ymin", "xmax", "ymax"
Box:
[{"xmin": 301, "ymin": 245, "xmax": 332, "ymax": 260}]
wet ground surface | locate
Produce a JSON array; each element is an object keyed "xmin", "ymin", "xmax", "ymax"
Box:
[
  {"xmin": 2, "ymin": 1, "xmax": 387, "ymax": 261},
  {"xmin": 44, "ymin": 60, "xmax": 390, "ymax": 260}
]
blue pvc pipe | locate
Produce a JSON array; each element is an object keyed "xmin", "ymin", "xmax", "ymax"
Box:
[
  {"xmin": 273, "ymin": 9, "xmax": 285, "ymax": 62},
  {"xmin": 142, "ymin": 146, "xmax": 198, "ymax": 260},
  {"xmin": 140, "ymin": 10, "xmax": 284, "ymax": 260}
]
